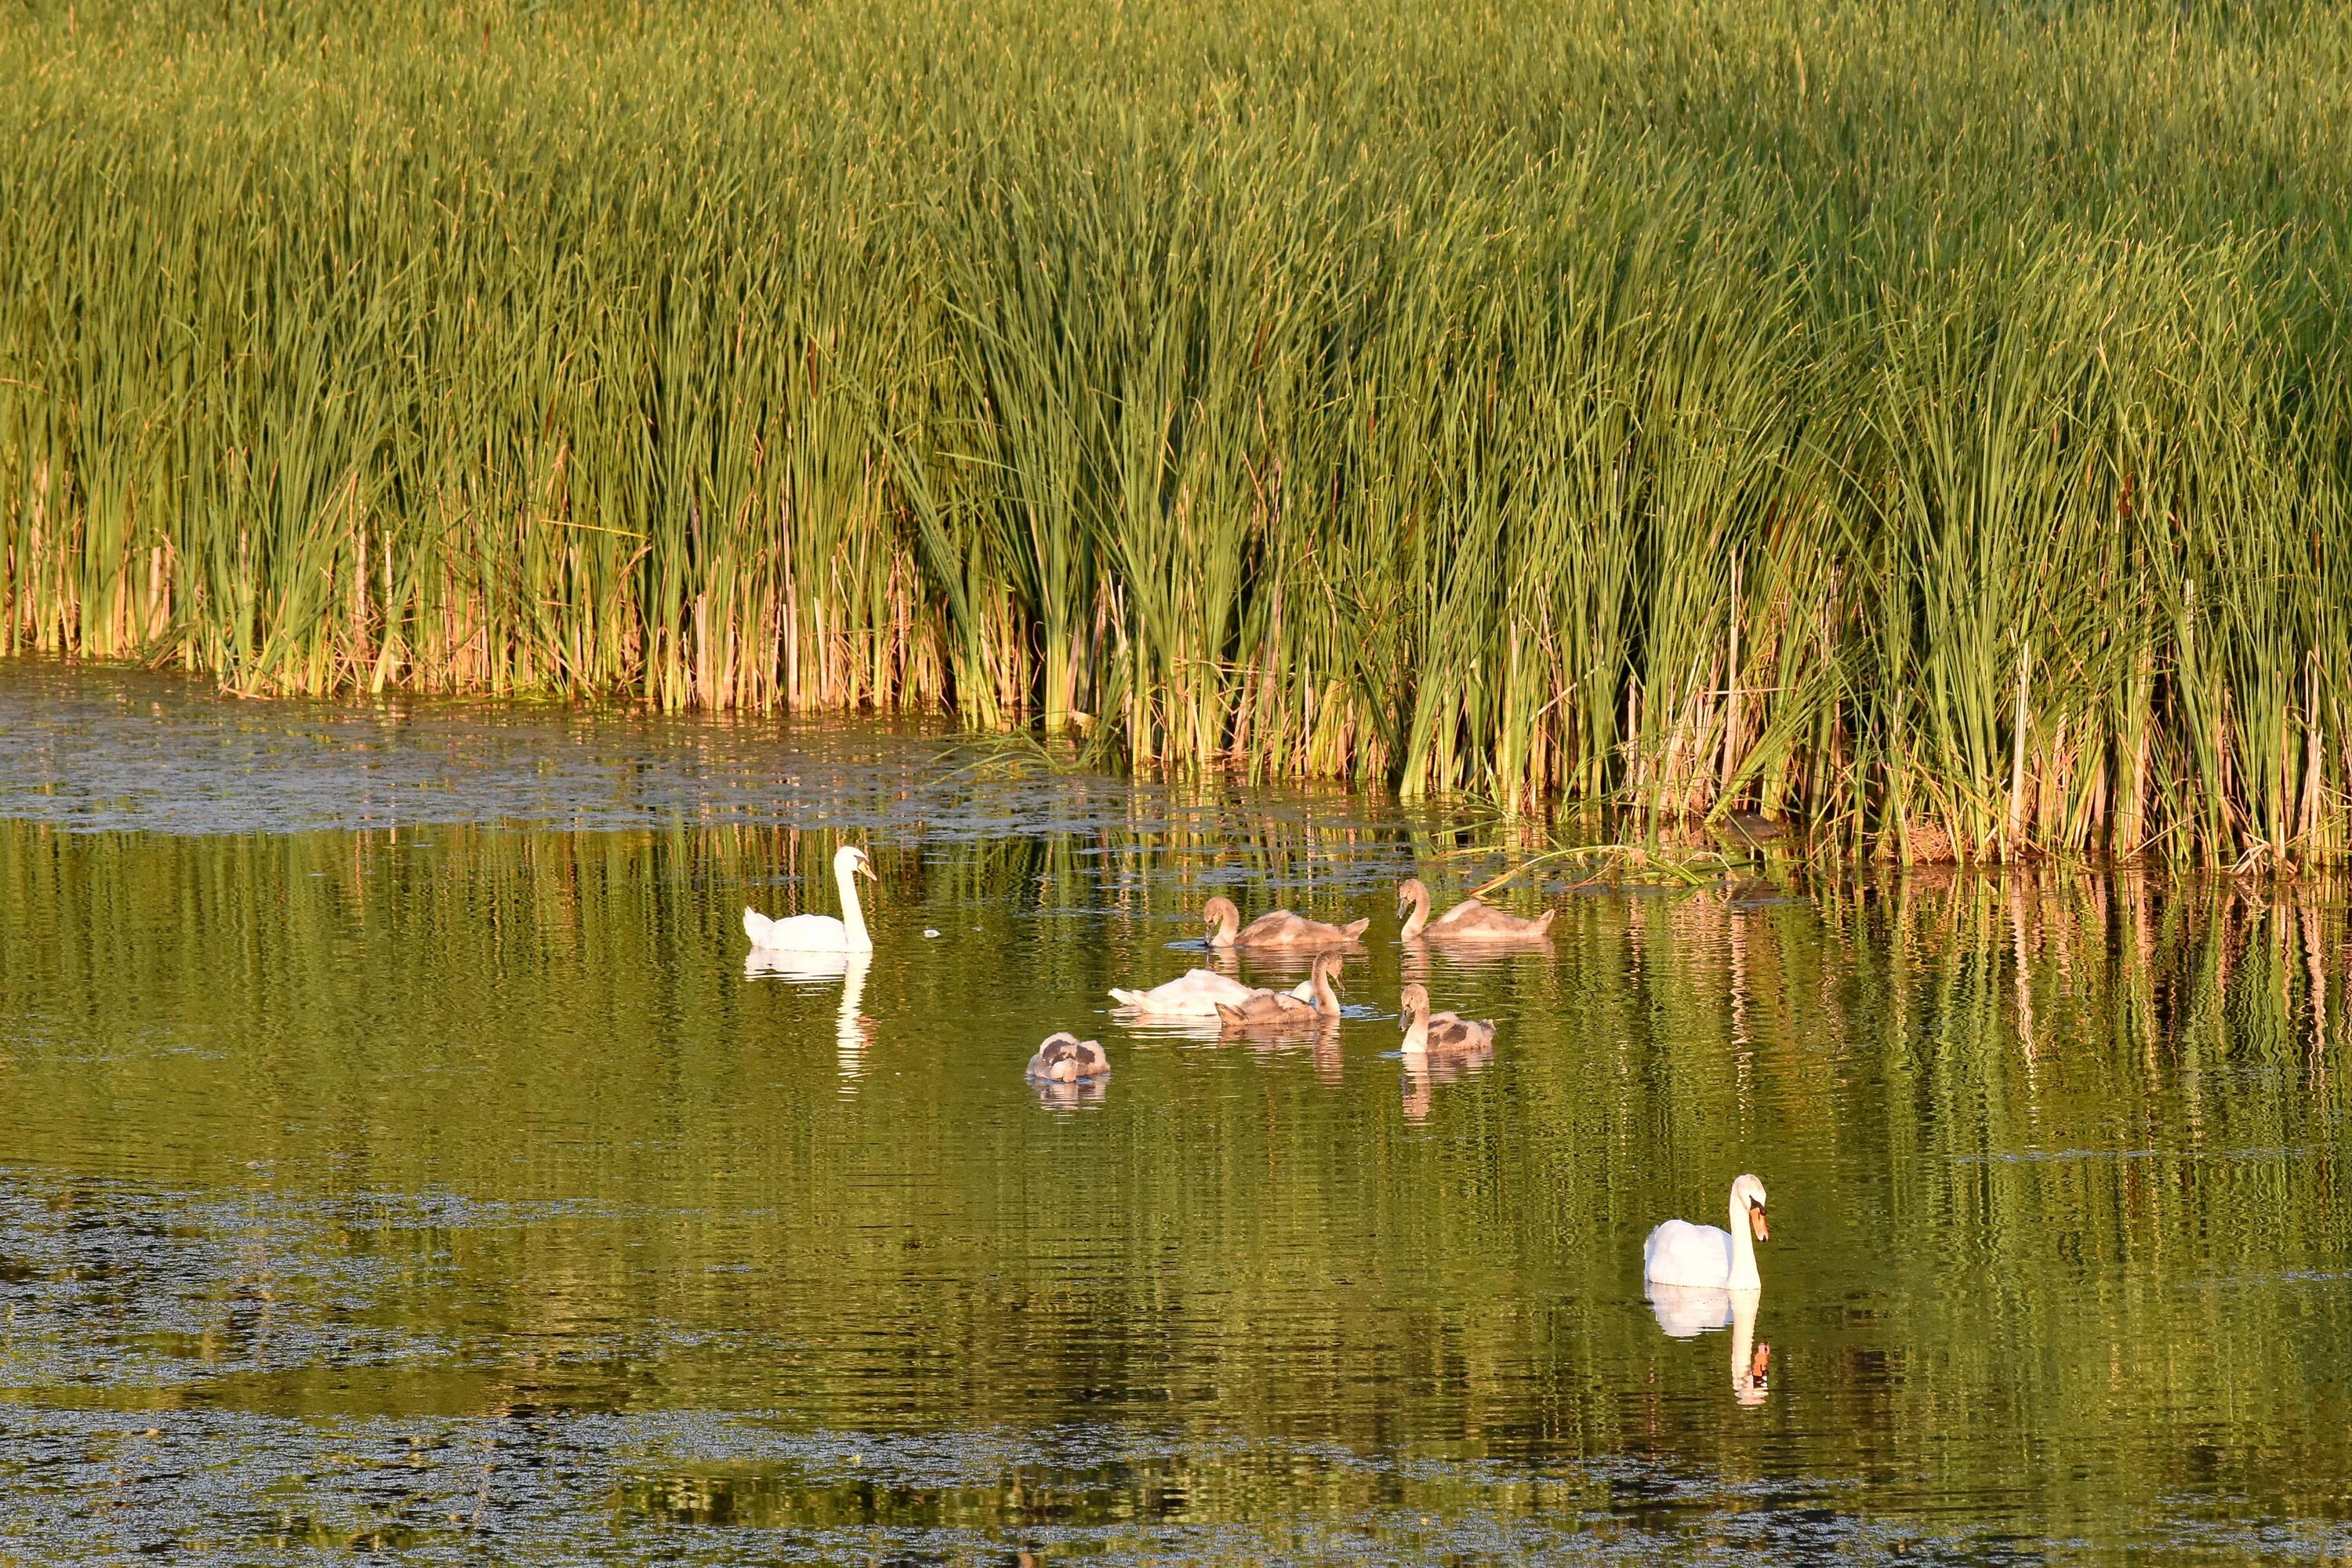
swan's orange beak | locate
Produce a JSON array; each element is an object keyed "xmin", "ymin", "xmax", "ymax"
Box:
[
  {"xmin": 855, "ymin": 855, "xmax": 877, "ymax": 881},
  {"xmin": 1749, "ymin": 1202, "xmax": 1769, "ymax": 1242}
]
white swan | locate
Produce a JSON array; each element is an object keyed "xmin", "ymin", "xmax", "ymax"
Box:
[
  {"xmin": 744, "ymin": 845, "xmax": 876, "ymax": 954},
  {"xmin": 1643, "ymin": 1173, "xmax": 1769, "ymax": 1289},
  {"xmin": 1109, "ymin": 968, "xmax": 1316, "ymax": 1018}
]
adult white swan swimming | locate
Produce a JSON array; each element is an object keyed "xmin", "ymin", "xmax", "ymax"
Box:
[
  {"xmin": 1643, "ymin": 1174, "xmax": 1769, "ymax": 1289},
  {"xmin": 1109, "ymin": 968, "xmax": 1317, "ymax": 1018},
  {"xmin": 743, "ymin": 845, "xmax": 877, "ymax": 954}
]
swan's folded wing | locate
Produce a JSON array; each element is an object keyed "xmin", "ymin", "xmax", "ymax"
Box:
[
  {"xmin": 1113, "ymin": 970, "xmax": 1250, "ymax": 1014},
  {"xmin": 1642, "ymin": 1220, "xmax": 1735, "ymax": 1287},
  {"xmin": 1431, "ymin": 897, "xmax": 1491, "ymax": 928},
  {"xmin": 1236, "ymin": 910, "xmax": 1294, "ymax": 944}
]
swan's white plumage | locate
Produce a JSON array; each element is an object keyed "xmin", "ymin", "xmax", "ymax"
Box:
[
  {"xmin": 743, "ymin": 909, "xmax": 853, "ymax": 950},
  {"xmin": 1109, "ymin": 967, "xmax": 1314, "ymax": 1017},
  {"xmin": 1642, "ymin": 1174, "xmax": 1768, "ymax": 1290},
  {"xmin": 744, "ymin": 845, "xmax": 875, "ymax": 955},
  {"xmin": 1643, "ymin": 1221, "xmax": 1740, "ymax": 1287}
]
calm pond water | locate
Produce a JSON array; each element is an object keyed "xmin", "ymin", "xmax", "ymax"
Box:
[{"xmin": 0, "ymin": 659, "xmax": 2348, "ymax": 1564}]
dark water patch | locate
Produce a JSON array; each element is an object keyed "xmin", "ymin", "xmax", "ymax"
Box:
[
  {"xmin": 0, "ymin": 663, "xmax": 1415, "ymax": 866},
  {"xmin": 0, "ymin": 1407, "xmax": 2086, "ymax": 1564}
]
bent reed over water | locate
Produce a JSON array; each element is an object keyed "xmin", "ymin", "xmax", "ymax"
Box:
[{"xmin": 4, "ymin": 0, "xmax": 2349, "ymax": 865}]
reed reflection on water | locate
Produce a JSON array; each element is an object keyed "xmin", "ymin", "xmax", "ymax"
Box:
[{"xmin": 0, "ymin": 670, "xmax": 2347, "ymax": 1562}]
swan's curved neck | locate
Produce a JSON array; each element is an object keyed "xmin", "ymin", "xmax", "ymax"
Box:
[
  {"xmin": 836, "ymin": 860, "xmax": 872, "ymax": 949},
  {"xmin": 1400, "ymin": 885, "xmax": 1429, "ymax": 940},
  {"xmin": 1400, "ymin": 996, "xmax": 1428, "ymax": 1054},
  {"xmin": 1312, "ymin": 964, "xmax": 1341, "ymax": 1013},
  {"xmin": 1210, "ymin": 909, "xmax": 1238, "ymax": 946},
  {"xmin": 1726, "ymin": 1188, "xmax": 1761, "ymax": 1290}
]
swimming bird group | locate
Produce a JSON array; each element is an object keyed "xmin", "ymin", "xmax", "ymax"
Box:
[
  {"xmin": 1109, "ymin": 882, "xmax": 1548, "ymax": 1047},
  {"xmin": 745, "ymin": 858, "xmax": 1537, "ymax": 1069},
  {"xmin": 745, "ymin": 850, "xmax": 1777, "ymax": 1396}
]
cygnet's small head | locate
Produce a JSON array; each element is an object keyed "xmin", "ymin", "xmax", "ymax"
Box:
[
  {"xmin": 1732, "ymin": 1173, "xmax": 1769, "ymax": 1241},
  {"xmin": 1396, "ymin": 877, "xmax": 1429, "ymax": 916},
  {"xmin": 837, "ymin": 844, "xmax": 878, "ymax": 881},
  {"xmin": 1202, "ymin": 896, "xmax": 1240, "ymax": 931},
  {"xmin": 1399, "ymin": 982, "xmax": 1430, "ymax": 1024},
  {"xmin": 1314, "ymin": 949, "xmax": 1346, "ymax": 990}
]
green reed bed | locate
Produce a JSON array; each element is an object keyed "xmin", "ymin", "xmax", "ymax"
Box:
[{"xmin": 2, "ymin": 0, "xmax": 2349, "ymax": 862}]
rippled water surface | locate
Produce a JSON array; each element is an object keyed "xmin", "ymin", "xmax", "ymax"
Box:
[{"xmin": 2, "ymin": 659, "xmax": 2349, "ymax": 1563}]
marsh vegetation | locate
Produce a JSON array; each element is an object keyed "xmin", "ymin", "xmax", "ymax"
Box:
[{"xmin": 4, "ymin": 0, "xmax": 2350, "ymax": 863}]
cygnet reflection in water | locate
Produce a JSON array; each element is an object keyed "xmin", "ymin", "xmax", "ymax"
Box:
[
  {"xmin": 1032, "ymin": 1076, "xmax": 1109, "ymax": 1109},
  {"xmin": 1646, "ymin": 1284, "xmax": 1773, "ymax": 1407},
  {"xmin": 1399, "ymin": 938, "xmax": 1559, "ymax": 987},
  {"xmin": 1399, "ymin": 1041, "xmax": 1494, "ymax": 1124}
]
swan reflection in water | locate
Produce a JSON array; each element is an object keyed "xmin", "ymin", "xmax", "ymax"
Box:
[
  {"xmin": 1237, "ymin": 1012, "xmax": 1345, "ymax": 1083},
  {"xmin": 1399, "ymin": 1040, "xmax": 1494, "ymax": 1124},
  {"xmin": 744, "ymin": 948, "xmax": 874, "ymax": 1088},
  {"xmin": 1399, "ymin": 935, "xmax": 1553, "ymax": 990},
  {"xmin": 1646, "ymin": 1283, "xmax": 1772, "ymax": 1407}
]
